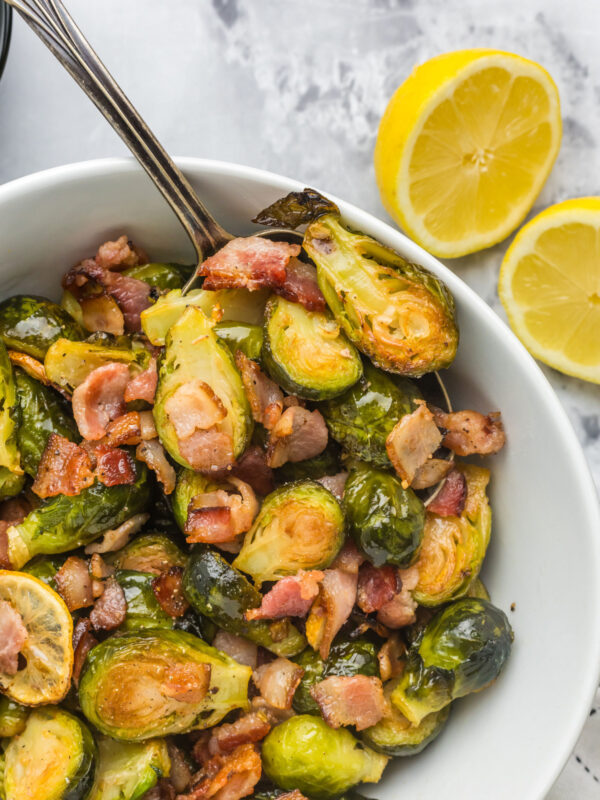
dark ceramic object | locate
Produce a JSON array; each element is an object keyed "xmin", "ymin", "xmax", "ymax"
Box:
[{"xmin": 0, "ymin": 3, "xmax": 11, "ymax": 81}]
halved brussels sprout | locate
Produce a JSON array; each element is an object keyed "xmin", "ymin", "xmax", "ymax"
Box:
[
  {"xmin": 122, "ymin": 261, "xmax": 194, "ymax": 291},
  {"xmin": 262, "ymin": 715, "xmax": 389, "ymax": 799},
  {"xmin": 214, "ymin": 321, "xmax": 264, "ymax": 361},
  {"xmin": 3, "ymin": 707, "xmax": 96, "ymax": 800},
  {"xmin": 0, "ymin": 340, "xmax": 24, "ymax": 500},
  {"xmin": 44, "ymin": 336, "xmax": 150, "ymax": 392},
  {"xmin": 293, "ymin": 638, "xmax": 379, "ymax": 715},
  {"xmin": 87, "ymin": 735, "xmax": 171, "ymax": 800},
  {"xmin": 274, "ymin": 440, "xmax": 341, "ymax": 485},
  {"xmin": 303, "ymin": 213, "xmax": 458, "ymax": 376},
  {"xmin": 319, "ymin": 360, "xmax": 421, "ymax": 467},
  {"xmin": 361, "ymin": 691, "xmax": 450, "ymax": 756},
  {"xmin": 14, "ymin": 368, "xmax": 78, "ymax": 477},
  {"xmin": 153, "ymin": 305, "xmax": 252, "ymax": 470},
  {"xmin": 114, "ymin": 569, "xmax": 174, "ymax": 632},
  {"xmin": 0, "ymin": 698, "xmax": 28, "ymax": 738},
  {"xmin": 262, "ymin": 296, "xmax": 362, "ymax": 400},
  {"xmin": 413, "ymin": 464, "xmax": 491, "ymax": 606},
  {"xmin": 79, "ymin": 629, "xmax": 251, "ymax": 740},
  {"xmin": 107, "ymin": 532, "xmax": 187, "ymax": 575},
  {"xmin": 233, "ymin": 480, "xmax": 344, "ymax": 585},
  {"xmin": 6, "ymin": 461, "xmax": 150, "ymax": 569},
  {"xmin": 183, "ymin": 549, "xmax": 306, "ymax": 657},
  {"xmin": 391, "ymin": 597, "xmax": 513, "ymax": 725},
  {"xmin": 0, "ymin": 295, "xmax": 84, "ymax": 360}
]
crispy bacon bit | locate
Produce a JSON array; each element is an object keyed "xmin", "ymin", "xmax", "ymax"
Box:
[
  {"xmin": 274, "ymin": 258, "xmax": 326, "ymax": 311},
  {"xmin": 93, "ymin": 444, "xmax": 136, "ymax": 486},
  {"xmin": 179, "ymin": 429, "xmax": 235, "ymax": 474},
  {"xmin": 54, "ymin": 556, "xmax": 94, "ymax": 612},
  {"xmin": 306, "ymin": 567, "xmax": 358, "ymax": 660},
  {"xmin": 427, "ymin": 468, "xmax": 467, "ymax": 517},
  {"xmin": 266, "ymin": 406, "xmax": 328, "ymax": 468},
  {"xmin": 72, "ymin": 617, "xmax": 98, "ymax": 686},
  {"xmin": 0, "ymin": 529, "xmax": 11, "ymax": 569},
  {"xmin": 79, "ymin": 294, "xmax": 125, "ymax": 335},
  {"xmin": 185, "ymin": 478, "xmax": 258, "ymax": 544},
  {"xmin": 377, "ymin": 565, "xmax": 419, "ymax": 629},
  {"xmin": 357, "ymin": 564, "xmax": 399, "ymax": 614},
  {"xmin": 316, "ymin": 471, "xmax": 348, "ymax": 502},
  {"xmin": 72, "ymin": 362, "xmax": 130, "ymax": 440},
  {"xmin": 125, "ymin": 358, "xmax": 158, "ymax": 404},
  {"xmin": 0, "ymin": 599, "xmax": 27, "ymax": 675},
  {"xmin": 278, "ymin": 793, "xmax": 309, "ymax": 800},
  {"xmin": 178, "ymin": 743, "xmax": 261, "ymax": 800},
  {"xmin": 208, "ymin": 713, "xmax": 271, "ymax": 757},
  {"xmin": 245, "ymin": 571, "xmax": 324, "ymax": 622},
  {"xmin": 235, "ymin": 352, "xmax": 283, "ymax": 430},
  {"xmin": 144, "ymin": 781, "xmax": 176, "ymax": 800},
  {"xmin": 152, "ymin": 567, "xmax": 190, "ymax": 618},
  {"xmin": 90, "ymin": 576, "xmax": 127, "ymax": 631},
  {"xmin": 164, "ymin": 662, "xmax": 211, "ymax": 704},
  {"xmin": 230, "ymin": 446, "xmax": 274, "ymax": 497},
  {"xmin": 85, "ymin": 513, "xmax": 149, "ymax": 555},
  {"xmin": 168, "ymin": 741, "xmax": 193, "ymax": 794},
  {"xmin": 89, "ymin": 553, "xmax": 113, "ymax": 579},
  {"xmin": 200, "ymin": 236, "xmax": 300, "ymax": 292},
  {"xmin": 213, "ymin": 631, "xmax": 258, "ymax": 669},
  {"xmin": 412, "ymin": 457, "xmax": 453, "ymax": 490},
  {"xmin": 432, "ymin": 407, "xmax": 506, "ymax": 456},
  {"xmin": 105, "ymin": 411, "xmax": 143, "ymax": 446},
  {"xmin": 310, "ymin": 675, "xmax": 387, "ymax": 731},
  {"xmin": 385, "ymin": 404, "xmax": 443, "ymax": 487},
  {"xmin": 32, "ymin": 434, "xmax": 94, "ymax": 498},
  {"xmin": 252, "ymin": 657, "xmax": 304, "ymax": 710},
  {"xmin": 331, "ymin": 540, "xmax": 365, "ymax": 574},
  {"xmin": 0, "ymin": 497, "xmax": 30, "ymax": 525},
  {"xmin": 136, "ymin": 440, "xmax": 177, "ymax": 494},
  {"xmin": 249, "ymin": 695, "xmax": 295, "ymax": 726},
  {"xmin": 95, "ymin": 235, "xmax": 144, "ymax": 270},
  {"xmin": 378, "ymin": 635, "xmax": 406, "ymax": 682}
]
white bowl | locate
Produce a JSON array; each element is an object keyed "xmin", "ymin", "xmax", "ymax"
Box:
[{"xmin": 1, "ymin": 158, "xmax": 599, "ymax": 800}]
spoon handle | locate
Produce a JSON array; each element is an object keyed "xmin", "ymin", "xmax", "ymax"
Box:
[{"xmin": 4, "ymin": 0, "xmax": 232, "ymax": 262}]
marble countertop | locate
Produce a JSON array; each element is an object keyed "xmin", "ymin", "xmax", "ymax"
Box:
[{"xmin": 0, "ymin": 0, "xmax": 599, "ymax": 795}]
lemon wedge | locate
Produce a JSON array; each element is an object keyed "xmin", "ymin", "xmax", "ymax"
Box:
[
  {"xmin": 499, "ymin": 198, "xmax": 600, "ymax": 383},
  {"xmin": 375, "ymin": 49, "xmax": 562, "ymax": 257}
]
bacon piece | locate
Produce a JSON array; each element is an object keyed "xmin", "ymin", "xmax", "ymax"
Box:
[
  {"xmin": 136, "ymin": 440, "xmax": 176, "ymax": 494},
  {"xmin": 164, "ymin": 662, "xmax": 211, "ymax": 704},
  {"xmin": 152, "ymin": 567, "xmax": 189, "ymax": 618},
  {"xmin": 385, "ymin": 404, "xmax": 443, "ymax": 487},
  {"xmin": 84, "ymin": 513, "xmax": 149, "ymax": 555},
  {"xmin": 0, "ymin": 497, "xmax": 30, "ymax": 525},
  {"xmin": 427, "ymin": 468, "xmax": 467, "ymax": 517},
  {"xmin": 32, "ymin": 433, "xmax": 94, "ymax": 498},
  {"xmin": 357, "ymin": 564, "xmax": 399, "ymax": 614},
  {"xmin": 252, "ymin": 657, "xmax": 304, "ymax": 710},
  {"xmin": 105, "ymin": 410, "xmax": 157, "ymax": 447},
  {"xmin": 90, "ymin": 576, "xmax": 127, "ymax": 631},
  {"xmin": 79, "ymin": 294, "xmax": 125, "ymax": 335},
  {"xmin": 168, "ymin": 741, "xmax": 193, "ymax": 794},
  {"xmin": 412, "ymin": 457, "xmax": 453, "ymax": 490},
  {"xmin": 278, "ymin": 793, "xmax": 309, "ymax": 800},
  {"xmin": 72, "ymin": 617, "xmax": 98, "ymax": 686},
  {"xmin": 185, "ymin": 478, "xmax": 258, "ymax": 544},
  {"xmin": 0, "ymin": 529, "xmax": 11, "ymax": 569},
  {"xmin": 331, "ymin": 540, "xmax": 364, "ymax": 574},
  {"xmin": 200, "ymin": 236, "xmax": 301, "ymax": 292},
  {"xmin": 144, "ymin": 781, "xmax": 176, "ymax": 800},
  {"xmin": 54, "ymin": 556, "xmax": 94, "ymax": 612},
  {"xmin": 245, "ymin": 571, "xmax": 323, "ymax": 622},
  {"xmin": 310, "ymin": 675, "xmax": 387, "ymax": 731},
  {"xmin": 93, "ymin": 444, "xmax": 136, "ymax": 486},
  {"xmin": 89, "ymin": 553, "xmax": 113, "ymax": 579},
  {"xmin": 179, "ymin": 429, "xmax": 235, "ymax": 474},
  {"xmin": 95, "ymin": 235, "xmax": 144, "ymax": 270},
  {"xmin": 208, "ymin": 713, "xmax": 271, "ymax": 757},
  {"xmin": 377, "ymin": 565, "xmax": 419, "ymax": 629},
  {"xmin": 166, "ymin": 381, "xmax": 227, "ymax": 438},
  {"xmin": 213, "ymin": 631, "xmax": 258, "ymax": 669},
  {"xmin": 125, "ymin": 358, "xmax": 158, "ymax": 404},
  {"xmin": 0, "ymin": 599, "xmax": 27, "ymax": 675},
  {"xmin": 274, "ymin": 258, "xmax": 326, "ymax": 311},
  {"xmin": 230, "ymin": 446, "xmax": 274, "ymax": 497},
  {"xmin": 72, "ymin": 362, "xmax": 130, "ymax": 440},
  {"xmin": 178, "ymin": 743, "xmax": 261, "ymax": 800},
  {"xmin": 316, "ymin": 471, "xmax": 348, "ymax": 502},
  {"xmin": 235, "ymin": 352, "xmax": 283, "ymax": 430},
  {"xmin": 378, "ymin": 635, "xmax": 406, "ymax": 682},
  {"xmin": 266, "ymin": 406, "xmax": 328, "ymax": 468},
  {"xmin": 432, "ymin": 407, "xmax": 506, "ymax": 456},
  {"xmin": 306, "ymin": 567, "xmax": 358, "ymax": 660}
]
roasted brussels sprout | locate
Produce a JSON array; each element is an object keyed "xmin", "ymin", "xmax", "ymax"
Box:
[
  {"xmin": 262, "ymin": 296, "xmax": 362, "ymax": 400},
  {"xmin": 21, "ymin": 554, "xmax": 63, "ymax": 589},
  {"xmin": 274, "ymin": 440, "xmax": 341, "ymax": 484},
  {"xmin": 293, "ymin": 638, "xmax": 379, "ymax": 715},
  {"xmin": 114, "ymin": 569, "xmax": 174, "ymax": 631},
  {"xmin": 233, "ymin": 481, "xmax": 344, "ymax": 584},
  {"xmin": 173, "ymin": 469, "xmax": 223, "ymax": 533},
  {"xmin": 183, "ymin": 549, "xmax": 306, "ymax": 657},
  {"xmin": 6, "ymin": 461, "xmax": 150, "ymax": 569},
  {"xmin": 413, "ymin": 464, "xmax": 491, "ymax": 606},
  {"xmin": 87, "ymin": 735, "xmax": 171, "ymax": 800},
  {"xmin": 79, "ymin": 629, "xmax": 251, "ymax": 740},
  {"xmin": 0, "ymin": 295, "xmax": 84, "ymax": 360},
  {"xmin": 303, "ymin": 213, "xmax": 458, "ymax": 376},
  {"xmin": 214, "ymin": 321, "xmax": 264, "ymax": 361},
  {"xmin": 319, "ymin": 360, "xmax": 421, "ymax": 467},
  {"xmin": 122, "ymin": 261, "xmax": 194, "ymax": 291},
  {"xmin": 107, "ymin": 532, "xmax": 187, "ymax": 574},
  {"xmin": 466, "ymin": 577, "xmax": 491, "ymax": 601},
  {"xmin": 391, "ymin": 598, "xmax": 513, "ymax": 725},
  {"xmin": 14, "ymin": 368, "xmax": 78, "ymax": 476},
  {"xmin": 153, "ymin": 305, "xmax": 252, "ymax": 470},
  {"xmin": 0, "ymin": 697, "xmax": 28, "ymax": 738},
  {"xmin": 3, "ymin": 706, "xmax": 96, "ymax": 800},
  {"xmin": 261, "ymin": 715, "xmax": 388, "ymax": 799},
  {"xmin": 344, "ymin": 462, "xmax": 424, "ymax": 567},
  {"xmin": 361, "ymin": 694, "xmax": 450, "ymax": 756},
  {"xmin": 0, "ymin": 340, "xmax": 24, "ymax": 500}
]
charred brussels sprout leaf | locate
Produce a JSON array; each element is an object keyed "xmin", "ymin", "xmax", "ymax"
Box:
[
  {"xmin": 3, "ymin": 706, "xmax": 96, "ymax": 800},
  {"xmin": 153, "ymin": 305, "xmax": 252, "ymax": 469},
  {"xmin": 391, "ymin": 597, "xmax": 513, "ymax": 725},
  {"xmin": 262, "ymin": 715, "xmax": 388, "ymax": 799},
  {"xmin": 214, "ymin": 321, "xmax": 264, "ymax": 361},
  {"xmin": 344, "ymin": 462, "xmax": 424, "ymax": 567},
  {"xmin": 361, "ymin": 692, "xmax": 450, "ymax": 756},
  {"xmin": 114, "ymin": 570, "xmax": 174, "ymax": 632},
  {"xmin": 44, "ymin": 337, "xmax": 149, "ymax": 392},
  {"xmin": 233, "ymin": 480, "xmax": 344, "ymax": 584},
  {"xmin": 87, "ymin": 735, "xmax": 170, "ymax": 800},
  {"xmin": 274, "ymin": 440, "xmax": 341, "ymax": 484},
  {"xmin": 303, "ymin": 213, "xmax": 458, "ymax": 376},
  {"xmin": 79, "ymin": 629, "xmax": 251, "ymax": 740},
  {"xmin": 183, "ymin": 549, "xmax": 306, "ymax": 657},
  {"xmin": 293, "ymin": 638, "xmax": 379, "ymax": 715},
  {"xmin": 466, "ymin": 577, "xmax": 491, "ymax": 601},
  {"xmin": 107, "ymin": 532, "xmax": 187, "ymax": 574},
  {"xmin": 0, "ymin": 340, "xmax": 24, "ymax": 500},
  {"xmin": 122, "ymin": 262, "xmax": 194, "ymax": 291},
  {"xmin": 6, "ymin": 461, "xmax": 150, "ymax": 569},
  {"xmin": 262, "ymin": 296, "xmax": 362, "ymax": 400},
  {"xmin": 14, "ymin": 368, "xmax": 78, "ymax": 476},
  {"xmin": 413, "ymin": 464, "xmax": 491, "ymax": 606},
  {"xmin": 253, "ymin": 188, "xmax": 340, "ymax": 229},
  {"xmin": 319, "ymin": 360, "xmax": 421, "ymax": 467},
  {"xmin": 0, "ymin": 697, "xmax": 28, "ymax": 738},
  {"xmin": 0, "ymin": 295, "xmax": 84, "ymax": 360}
]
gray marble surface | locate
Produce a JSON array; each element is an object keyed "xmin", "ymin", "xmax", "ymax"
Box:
[{"xmin": 0, "ymin": 0, "xmax": 599, "ymax": 795}]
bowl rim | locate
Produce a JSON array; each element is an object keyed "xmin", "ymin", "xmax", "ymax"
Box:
[
  {"xmin": 1, "ymin": 155, "xmax": 599, "ymax": 797},
  {"xmin": 0, "ymin": 3, "xmax": 11, "ymax": 82}
]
